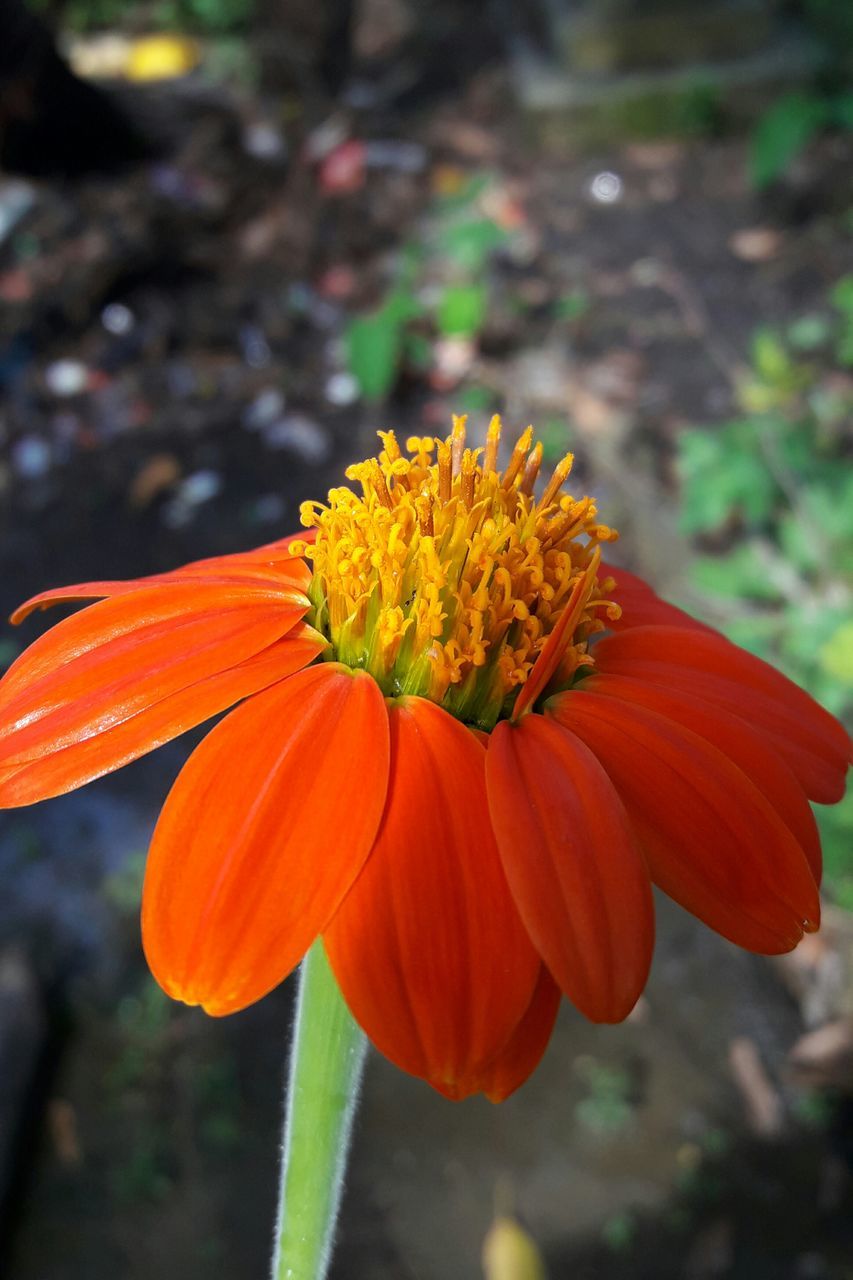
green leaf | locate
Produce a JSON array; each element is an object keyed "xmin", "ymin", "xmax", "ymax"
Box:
[
  {"xmin": 679, "ymin": 476, "xmax": 736, "ymax": 535},
  {"xmin": 403, "ymin": 331, "xmax": 432, "ymax": 370},
  {"xmin": 601, "ymin": 1213, "xmax": 637, "ymax": 1254},
  {"xmin": 820, "ymin": 621, "xmax": 853, "ymax": 686},
  {"xmin": 750, "ymin": 93, "xmax": 829, "ymax": 189},
  {"xmin": 752, "ymin": 329, "xmax": 792, "ymax": 383},
  {"xmin": 777, "ymin": 511, "xmax": 821, "ymax": 574},
  {"xmin": 830, "ymin": 92, "xmax": 853, "ymax": 131},
  {"xmin": 744, "ymin": 332, "xmax": 811, "ymax": 407},
  {"xmin": 775, "ymin": 424, "xmax": 815, "ymax": 474},
  {"xmin": 384, "ymin": 287, "xmax": 421, "ymax": 325},
  {"xmin": 436, "ymin": 283, "xmax": 487, "ymax": 337},
  {"xmin": 538, "ymin": 417, "xmax": 572, "ymax": 463},
  {"xmin": 436, "ymin": 218, "xmax": 508, "ymax": 271},
  {"xmin": 679, "ymin": 427, "xmax": 725, "ymax": 473},
  {"xmin": 691, "ymin": 544, "xmax": 783, "ymax": 602},
  {"xmin": 432, "ymin": 172, "xmax": 493, "ymax": 215},
  {"xmin": 778, "ymin": 607, "xmax": 825, "ymax": 667},
  {"xmin": 722, "ymin": 614, "xmax": 781, "ymax": 661},
  {"xmin": 836, "ymin": 324, "xmax": 853, "ymax": 368},
  {"xmin": 455, "ymin": 385, "xmax": 495, "ymax": 413},
  {"xmin": 678, "ymin": 423, "xmax": 776, "ymax": 533},
  {"xmin": 786, "ymin": 313, "xmax": 831, "ymax": 351},
  {"xmin": 830, "ymin": 275, "xmax": 853, "ymax": 316},
  {"xmin": 345, "ymin": 308, "xmax": 403, "ymax": 401},
  {"xmin": 830, "ymin": 280, "xmax": 853, "ymax": 366},
  {"xmin": 677, "ymin": 430, "xmax": 728, "ymax": 531},
  {"xmin": 802, "ymin": 477, "xmax": 853, "ymax": 545},
  {"xmin": 818, "ymin": 788, "xmax": 853, "ymax": 904},
  {"xmin": 555, "ymin": 290, "xmax": 590, "ymax": 322}
]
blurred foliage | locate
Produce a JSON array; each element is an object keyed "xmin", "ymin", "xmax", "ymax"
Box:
[
  {"xmin": 103, "ymin": 972, "xmax": 243, "ymax": 1213},
  {"xmin": 28, "ymin": 0, "xmax": 122, "ymax": 26},
  {"xmin": 538, "ymin": 415, "xmax": 579, "ymax": 465},
  {"xmin": 108, "ymin": 979, "xmax": 175, "ymax": 1095},
  {"xmin": 750, "ymin": 90, "xmax": 853, "ymax": 189},
  {"xmin": 749, "ymin": 0, "xmax": 853, "ymax": 187},
  {"xmin": 344, "ymin": 173, "xmax": 512, "ymax": 401},
  {"xmin": 437, "ymin": 282, "xmax": 487, "ymax": 338},
  {"xmin": 601, "ymin": 1211, "xmax": 637, "ymax": 1254},
  {"xmin": 101, "ymin": 849, "xmax": 148, "ymax": 914},
  {"xmin": 27, "ymin": 0, "xmax": 254, "ymax": 34},
  {"xmin": 454, "ymin": 384, "xmax": 496, "ymax": 416},
  {"xmin": 0, "ymin": 637, "xmax": 21, "ymax": 671},
  {"xmin": 154, "ymin": 0, "xmax": 254, "ymax": 32},
  {"xmin": 792, "ymin": 1087, "xmax": 838, "ymax": 1130},
  {"xmin": 554, "ymin": 289, "xmax": 590, "ymax": 324},
  {"xmin": 346, "ymin": 290, "xmax": 422, "ymax": 403},
  {"xmin": 344, "ymin": 171, "xmax": 587, "ymax": 403},
  {"xmin": 750, "ymin": 0, "xmax": 853, "ymax": 194},
  {"xmin": 677, "ymin": 284, "xmax": 853, "ymax": 903},
  {"xmin": 574, "ymin": 1056, "xmax": 635, "ymax": 1136},
  {"xmin": 800, "ymin": 0, "xmax": 853, "ymax": 56}
]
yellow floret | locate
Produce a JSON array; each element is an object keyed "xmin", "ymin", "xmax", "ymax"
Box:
[{"xmin": 291, "ymin": 417, "xmax": 619, "ymax": 726}]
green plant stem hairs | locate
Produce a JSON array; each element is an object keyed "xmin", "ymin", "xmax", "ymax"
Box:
[{"xmin": 273, "ymin": 940, "xmax": 367, "ymax": 1280}]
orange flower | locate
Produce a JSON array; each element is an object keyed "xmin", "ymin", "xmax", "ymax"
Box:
[{"xmin": 0, "ymin": 418, "xmax": 849, "ymax": 1101}]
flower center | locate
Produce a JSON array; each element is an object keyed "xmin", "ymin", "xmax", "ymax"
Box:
[{"xmin": 290, "ymin": 416, "xmax": 620, "ymax": 728}]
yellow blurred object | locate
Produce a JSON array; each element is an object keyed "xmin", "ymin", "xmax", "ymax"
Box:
[
  {"xmin": 431, "ymin": 164, "xmax": 467, "ymax": 197},
  {"xmin": 482, "ymin": 1215, "xmax": 547, "ymax": 1280},
  {"xmin": 126, "ymin": 36, "xmax": 200, "ymax": 82},
  {"xmin": 68, "ymin": 33, "xmax": 200, "ymax": 82}
]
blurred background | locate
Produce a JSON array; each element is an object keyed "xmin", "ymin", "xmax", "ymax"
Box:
[{"xmin": 0, "ymin": 0, "xmax": 852, "ymax": 1276}]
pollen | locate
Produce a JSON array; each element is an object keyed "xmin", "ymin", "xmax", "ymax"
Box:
[{"xmin": 290, "ymin": 416, "xmax": 620, "ymax": 728}]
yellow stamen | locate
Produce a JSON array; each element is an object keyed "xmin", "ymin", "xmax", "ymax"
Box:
[
  {"xmin": 502, "ymin": 426, "xmax": 534, "ymax": 488},
  {"xmin": 461, "ymin": 449, "xmax": 479, "ymax": 510},
  {"xmin": 436, "ymin": 439, "xmax": 452, "ymax": 503},
  {"xmin": 483, "ymin": 414, "xmax": 501, "ymax": 473},
  {"xmin": 540, "ymin": 451, "xmax": 574, "ymax": 510},
  {"xmin": 370, "ymin": 460, "xmax": 393, "ymax": 510},
  {"xmin": 451, "ymin": 414, "xmax": 467, "ymax": 477},
  {"xmin": 292, "ymin": 417, "xmax": 617, "ymax": 727},
  {"xmin": 415, "ymin": 493, "xmax": 434, "ymax": 536},
  {"xmin": 519, "ymin": 442, "xmax": 543, "ymax": 496}
]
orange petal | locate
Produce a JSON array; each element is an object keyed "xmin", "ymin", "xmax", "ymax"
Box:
[
  {"xmin": 11, "ymin": 540, "xmax": 311, "ymax": 624},
  {"xmin": 460, "ymin": 967, "xmax": 562, "ymax": 1103},
  {"xmin": 512, "ymin": 557, "xmax": 600, "ymax": 721},
  {"xmin": 142, "ymin": 664, "xmax": 389, "ymax": 1015},
  {"xmin": 600, "ymin": 562, "xmax": 713, "ymax": 633},
  {"xmin": 585, "ymin": 672, "xmax": 822, "ymax": 883},
  {"xmin": 593, "ymin": 626, "xmax": 851, "ymax": 803},
  {"xmin": 0, "ymin": 578, "xmax": 309, "ymax": 806},
  {"xmin": 182, "ymin": 528, "xmax": 314, "ymax": 567},
  {"xmin": 487, "ymin": 712, "xmax": 653, "ymax": 1022},
  {"xmin": 0, "ymin": 626, "xmax": 324, "ymax": 807},
  {"xmin": 324, "ymin": 697, "xmax": 540, "ymax": 1098},
  {"xmin": 550, "ymin": 689, "xmax": 821, "ymax": 954}
]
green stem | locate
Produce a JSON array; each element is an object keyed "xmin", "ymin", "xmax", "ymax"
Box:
[{"xmin": 272, "ymin": 939, "xmax": 367, "ymax": 1280}]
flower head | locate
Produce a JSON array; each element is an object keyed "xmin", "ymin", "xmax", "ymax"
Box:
[
  {"xmin": 291, "ymin": 416, "xmax": 616, "ymax": 726},
  {"xmin": 0, "ymin": 418, "xmax": 849, "ymax": 1101}
]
